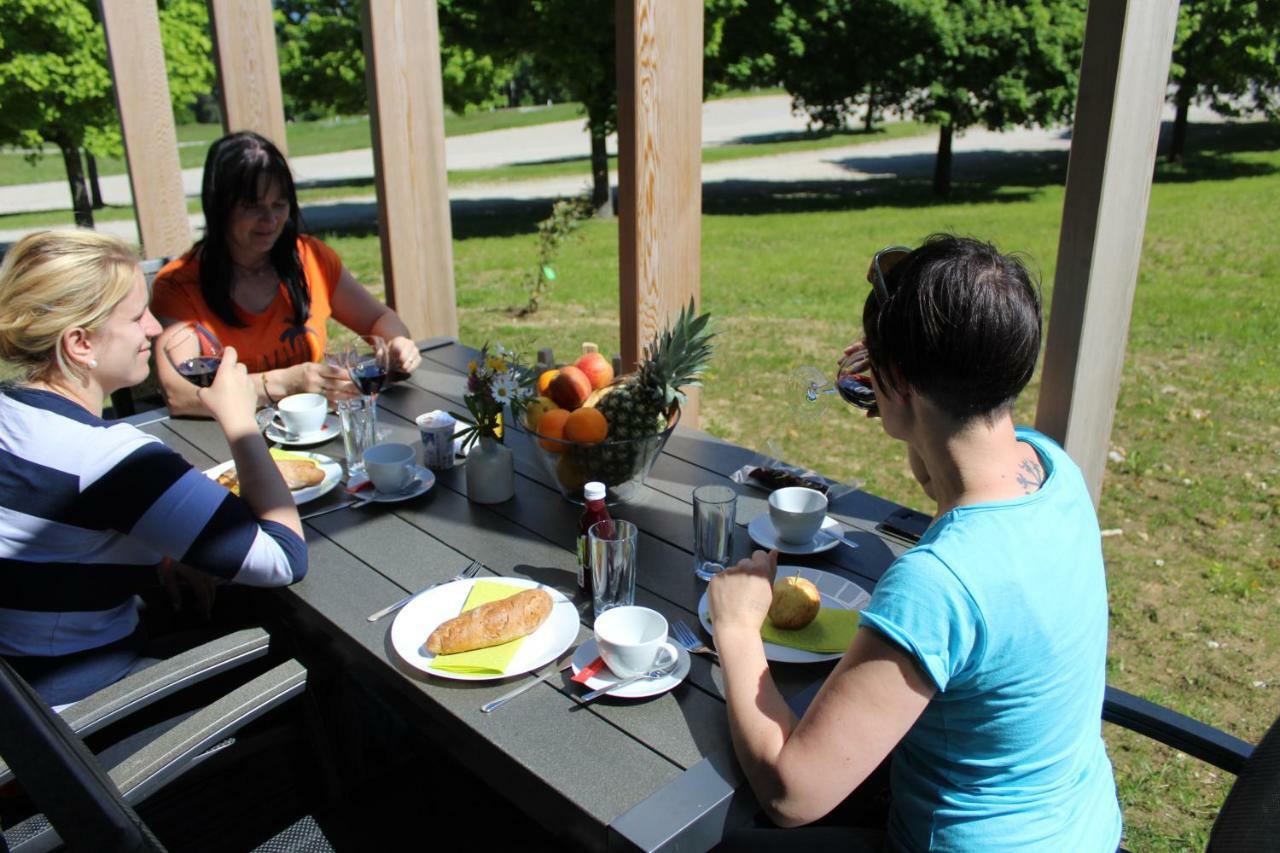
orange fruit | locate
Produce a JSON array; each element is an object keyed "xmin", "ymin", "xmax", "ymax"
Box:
[
  {"xmin": 536, "ymin": 408, "xmax": 571, "ymax": 451},
  {"xmin": 536, "ymin": 368, "xmax": 560, "ymax": 397},
  {"xmin": 563, "ymin": 407, "xmax": 609, "ymax": 444}
]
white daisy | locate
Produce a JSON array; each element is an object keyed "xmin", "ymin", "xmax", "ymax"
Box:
[{"xmin": 492, "ymin": 373, "xmax": 519, "ymax": 402}]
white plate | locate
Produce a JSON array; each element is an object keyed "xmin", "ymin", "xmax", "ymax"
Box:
[
  {"xmin": 571, "ymin": 637, "xmax": 690, "ymax": 699},
  {"xmin": 203, "ymin": 452, "xmax": 343, "ymax": 506},
  {"xmin": 391, "ymin": 577, "xmax": 578, "ymax": 681},
  {"xmin": 265, "ymin": 414, "xmax": 341, "ymax": 447},
  {"xmin": 748, "ymin": 514, "xmax": 845, "ymax": 555},
  {"xmin": 697, "ymin": 565, "xmax": 871, "ymax": 664},
  {"xmin": 354, "ymin": 466, "xmax": 436, "ymax": 503}
]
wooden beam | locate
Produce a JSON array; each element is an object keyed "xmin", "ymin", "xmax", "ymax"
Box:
[
  {"xmin": 1034, "ymin": 0, "xmax": 1179, "ymax": 506},
  {"xmin": 616, "ymin": 0, "xmax": 704, "ymax": 424},
  {"xmin": 99, "ymin": 0, "xmax": 190, "ymax": 259},
  {"xmin": 206, "ymin": 0, "xmax": 288, "ymax": 152},
  {"xmin": 361, "ymin": 0, "xmax": 457, "ymax": 340}
]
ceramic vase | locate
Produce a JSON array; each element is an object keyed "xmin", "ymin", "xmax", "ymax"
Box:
[{"xmin": 466, "ymin": 435, "xmax": 514, "ymax": 503}]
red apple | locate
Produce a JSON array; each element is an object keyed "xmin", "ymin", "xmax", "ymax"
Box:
[
  {"xmin": 547, "ymin": 365, "xmax": 592, "ymax": 410},
  {"xmin": 575, "ymin": 351, "xmax": 615, "ymax": 390}
]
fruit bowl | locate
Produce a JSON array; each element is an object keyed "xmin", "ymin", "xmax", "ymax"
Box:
[{"xmin": 525, "ymin": 407, "xmax": 681, "ymax": 504}]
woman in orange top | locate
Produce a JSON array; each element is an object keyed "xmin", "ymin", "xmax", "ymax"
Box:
[{"xmin": 152, "ymin": 131, "xmax": 422, "ymax": 415}]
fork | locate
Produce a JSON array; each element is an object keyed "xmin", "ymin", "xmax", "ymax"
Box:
[
  {"xmin": 366, "ymin": 558, "xmax": 482, "ymax": 622},
  {"xmin": 673, "ymin": 620, "xmax": 718, "ymax": 658}
]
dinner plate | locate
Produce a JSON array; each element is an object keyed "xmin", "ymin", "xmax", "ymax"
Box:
[
  {"xmin": 747, "ymin": 514, "xmax": 845, "ymax": 555},
  {"xmin": 203, "ymin": 451, "xmax": 342, "ymax": 506},
  {"xmin": 390, "ymin": 577, "xmax": 578, "ymax": 681},
  {"xmin": 265, "ymin": 414, "xmax": 341, "ymax": 447},
  {"xmin": 354, "ymin": 466, "xmax": 436, "ymax": 503},
  {"xmin": 697, "ymin": 565, "xmax": 871, "ymax": 664},
  {"xmin": 571, "ymin": 638, "xmax": 690, "ymax": 699}
]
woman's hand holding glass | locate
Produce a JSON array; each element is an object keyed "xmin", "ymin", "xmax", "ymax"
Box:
[
  {"xmin": 196, "ymin": 347, "xmax": 259, "ymax": 432},
  {"xmin": 385, "ymin": 335, "xmax": 420, "ymax": 380}
]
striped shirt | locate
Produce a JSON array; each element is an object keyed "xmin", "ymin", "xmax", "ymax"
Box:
[{"xmin": 0, "ymin": 386, "xmax": 306, "ymax": 659}]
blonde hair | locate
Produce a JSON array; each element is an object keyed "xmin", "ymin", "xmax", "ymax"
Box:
[{"xmin": 0, "ymin": 230, "xmax": 140, "ymax": 382}]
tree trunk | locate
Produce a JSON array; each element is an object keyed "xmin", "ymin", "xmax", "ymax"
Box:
[
  {"xmin": 85, "ymin": 151, "xmax": 105, "ymax": 209},
  {"xmin": 589, "ymin": 124, "xmax": 612, "ymax": 216},
  {"xmin": 58, "ymin": 141, "xmax": 94, "ymax": 228},
  {"xmin": 932, "ymin": 123, "xmax": 953, "ymax": 197},
  {"xmin": 1168, "ymin": 79, "xmax": 1193, "ymax": 164},
  {"xmin": 864, "ymin": 86, "xmax": 875, "ymax": 132}
]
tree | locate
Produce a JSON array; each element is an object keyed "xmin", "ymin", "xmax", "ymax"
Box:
[
  {"xmin": 0, "ymin": 0, "xmax": 117, "ymax": 227},
  {"xmin": 158, "ymin": 0, "xmax": 217, "ymax": 124},
  {"xmin": 1167, "ymin": 0, "xmax": 1280, "ymax": 162}
]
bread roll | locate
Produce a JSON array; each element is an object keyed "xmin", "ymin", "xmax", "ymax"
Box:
[
  {"xmin": 426, "ymin": 588, "xmax": 553, "ymax": 654},
  {"xmin": 214, "ymin": 458, "xmax": 324, "ymax": 494}
]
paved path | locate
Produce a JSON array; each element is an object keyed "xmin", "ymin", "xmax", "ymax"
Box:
[{"xmin": 0, "ymin": 96, "xmax": 1228, "ymax": 248}]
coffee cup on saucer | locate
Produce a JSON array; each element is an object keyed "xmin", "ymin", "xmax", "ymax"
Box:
[
  {"xmin": 273, "ymin": 393, "xmax": 327, "ymax": 437},
  {"xmin": 768, "ymin": 487, "xmax": 828, "ymax": 544},
  {"xmin": 593, "ymin": 606, "xmax": 679, "ymax": 678},
  {"xmin": 363, "ymin": 443, "xmax": 417, "ymax": 494}
]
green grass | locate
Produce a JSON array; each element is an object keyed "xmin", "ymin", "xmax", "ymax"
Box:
[{"xmin": 310, "ymin": 120, "xmax": 1279, "ymax": 850}]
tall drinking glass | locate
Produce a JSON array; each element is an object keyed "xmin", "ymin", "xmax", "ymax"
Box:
[
  {"xmin": 337, "ymin": 397, "xmax": 376, "ymax": 477},
  {"xmin": 693, "ymin": 485, "xmax": 737, "ymax": 581},
  {"xmin": 590, "ymin": 519, "xmax": 638, "ymax": 619}
]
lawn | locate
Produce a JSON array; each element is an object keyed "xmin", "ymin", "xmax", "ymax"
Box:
[{"xmin": 318, "ymin": 119, "xmax": 1280, "ymax": 850}]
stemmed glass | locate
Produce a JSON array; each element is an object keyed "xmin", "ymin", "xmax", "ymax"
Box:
[
  {"xmin": 345, "ymin": 334, "xmax": 390, "ymax": 431},
  {"xmin": 791, "ymin": 351, "xmax": 879, "ymax": 420},
  {"xmin": 163, "ymin": 323, "xmax": 224, "ymax": 388}
]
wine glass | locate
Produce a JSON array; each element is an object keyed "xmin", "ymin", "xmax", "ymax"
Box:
[
  {"xmin": 163, "ymin": 323, "xmax": 224, "ymax": 388},
  {"xmin": 792, "ymin": 352, "xmax": 879, "ymax": 419},
  {"xmin": 345, "ymin": 334, "xmax": 389, "ymax": 430}
]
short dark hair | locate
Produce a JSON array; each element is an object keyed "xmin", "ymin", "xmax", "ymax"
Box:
[
  {"xmin": 862, "ymin": 234, "xmax": 1042, "ymax": 422},
  {"xmin": 197, "ymin": 131, "xmax": 309, "ymax": 329}
]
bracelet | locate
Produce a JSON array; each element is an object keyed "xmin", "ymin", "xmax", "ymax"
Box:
[{"xmin": 261, "ymin": 372, "xmax": 278, "ymax": 406}]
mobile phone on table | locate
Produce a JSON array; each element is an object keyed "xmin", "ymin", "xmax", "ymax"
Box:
[{"xmin": 877, "ymin": 507, "xmax": 932, "ymax": 543}]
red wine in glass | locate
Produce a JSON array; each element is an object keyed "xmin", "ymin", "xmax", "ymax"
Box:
[
  {"xmin": 349, "ymin": 357, "xmax": 389, "ymax": 395},
  {"xmin": 164, "ymin": 323, "xmax": 224, "ymax": 389},
  {"xmin": 175, "ymin": 355, "xmax": 222, "ymax": 388}
]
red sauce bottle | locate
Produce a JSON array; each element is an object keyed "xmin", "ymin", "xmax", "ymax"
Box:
[{"xmin": 577, "ymin": 482, "xmax": 612, "ymax": 596}]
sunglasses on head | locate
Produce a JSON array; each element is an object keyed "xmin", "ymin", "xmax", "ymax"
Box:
[{"xmin": 865, "ymin": 245, "xmax": 912, "ymax": 301}]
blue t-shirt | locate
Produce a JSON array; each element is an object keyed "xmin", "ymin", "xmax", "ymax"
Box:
[{"xmin": 860, "ymin": 428, "xmax": 1121, "ymax": 852}]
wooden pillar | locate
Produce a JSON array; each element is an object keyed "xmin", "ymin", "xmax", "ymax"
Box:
[
  {"xmin": 616, "ymin": 0, "xmax": 703, "ymax": 424},
  {"xmin": 361, "ymin": 1, "xmax": 457, "ymax": 340},
  {"xmin": 99, "ymin": 0, "xmax": 190, "ymax": 259},
  {"xmin": 1034, "ymin": 0, "xmax": 1180, "ymax": 506},
  {"xmin": 206, "ymin": 0, "xmax": 288, "ymax": 152}
]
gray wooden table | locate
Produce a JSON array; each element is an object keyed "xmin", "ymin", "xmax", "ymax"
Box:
[{"xmin": 130, "ymin": 338, "xmax": 918, "ymax": 852}]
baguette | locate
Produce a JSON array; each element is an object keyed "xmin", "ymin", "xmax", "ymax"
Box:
[{"xmin": 426, "ymin": 588, "xmax": 553, "ymax": 655}]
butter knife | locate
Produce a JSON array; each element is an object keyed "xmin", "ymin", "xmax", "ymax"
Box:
[{"xmin": 481, "ymin": 652, "xmax": 575, "ymax": 713}]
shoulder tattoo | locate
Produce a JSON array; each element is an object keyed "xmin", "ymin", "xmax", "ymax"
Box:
[{"xmin": 1015, "ymin": 457, "xmax": 1045, "ymax": 494}]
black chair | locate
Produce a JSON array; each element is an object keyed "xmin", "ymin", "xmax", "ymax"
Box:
[
  {"xmin": 1104, "ymin": 686, "xmax": 1279, "ymax": 851},
  {"xmin": 0, "ymin": 630, "xmax": 332, "ymax": 852}
]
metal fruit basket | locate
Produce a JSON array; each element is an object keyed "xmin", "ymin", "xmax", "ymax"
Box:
[{"xmin": 524, "ymin": 407, "xmax": 681, "ymax": 504}]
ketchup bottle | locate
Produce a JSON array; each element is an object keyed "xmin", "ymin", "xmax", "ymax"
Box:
[{"xmin": 578, "ymin": 482, "xmax": 612, "ymax": 597}]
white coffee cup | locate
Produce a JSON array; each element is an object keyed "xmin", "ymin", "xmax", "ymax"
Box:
[
  {"xmin": 593, "ymin": 606, "xmax": 679, "ymax": 678},
  {"xmin": 768, "ymin": 486, "xmax": 829, "ymax": 544},
  {"xmin": 273, "ymin": 393, "xmax": 327, "ymax": 436},
  {"xmin": 363, "ymin": 442, "xmax": 417, "ymax": 494}
]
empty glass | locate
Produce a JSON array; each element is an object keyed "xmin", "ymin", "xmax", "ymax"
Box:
[
  {"xmin": 693, "ymin": 485, "xmax": 737, "ymax": 581},
  {"xmin": 589, "ymin": 519, "xmax": 638, "ymax": 619},
  {"xmin": 337, "ymin": 397, "xmax": 376, "ymax": 477}
]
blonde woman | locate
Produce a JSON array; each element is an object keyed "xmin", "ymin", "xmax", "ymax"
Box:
[{"xmin": 0, "ymin": 230, "xmax": 306, "ymax": 706}]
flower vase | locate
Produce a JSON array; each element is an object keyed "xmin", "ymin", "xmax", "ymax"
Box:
[{"xmin": 466, "ymin": 435, "xmax": 515, "ymax": 503}]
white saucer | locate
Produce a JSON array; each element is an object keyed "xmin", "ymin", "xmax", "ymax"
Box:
[
  {"xmin": 571, "ymin": 637, "xmax": 690, "ymax": 699},
  {"xmin": 748, "ymin": 514, "xmax": 844, "ymax": 555},
  {"xmin": 266, "ymin": 414, "xmax": 340, "ymax": 447},
  {"xmin": 354, "ymin": 466, "xmax": 436, "ymax": 503}
]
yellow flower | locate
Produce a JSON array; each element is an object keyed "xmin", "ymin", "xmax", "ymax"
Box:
[
  {"xmin": 468, "ymin": 360, "xmax": 478, "ymax": 374},
  {"xmin": 486, "ymin": 356, "xmax": 507, "ymax": 372}
]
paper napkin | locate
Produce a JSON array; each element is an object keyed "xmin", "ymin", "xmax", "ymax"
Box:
[
  {"xmin": 428, "ymin": 581, "xmax": 535, "ymax": 675},
  {"xmin": 760, "ymin": 608, "xmax": 860, "ymax": 653}
]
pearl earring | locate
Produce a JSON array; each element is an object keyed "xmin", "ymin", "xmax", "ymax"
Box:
[{"xmin": 88, "ymin": 359, "xmax": 98, "ymax": 369}]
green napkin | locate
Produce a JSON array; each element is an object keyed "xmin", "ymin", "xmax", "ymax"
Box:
[
  {"xmin": 760, "ymin": 608, "xmax": 860, "ymax": 653},
  {"xmin": 428, "ymin": 581, "xmax": 533, "ymax": 675}
]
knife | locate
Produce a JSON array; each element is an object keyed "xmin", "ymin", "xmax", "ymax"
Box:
[{"xmin": 480, "ymin": 651, "xmax": 576, "ymax": 713}]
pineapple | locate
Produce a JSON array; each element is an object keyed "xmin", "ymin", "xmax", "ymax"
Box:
[{"xmin": 592, "ymin": 299, "xmax": 714, "ymax": 484}]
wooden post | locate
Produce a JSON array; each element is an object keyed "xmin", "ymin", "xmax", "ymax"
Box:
[
  {"xmin": 206, "ymin": 0, "xmax": 288, "ymax": 152},
  {"xmin": 1034, "ymin": 0, "xmax": 1180, "ymax": 505},
  {"xmin": 361, "ymin": 0, "xmax": 458, "ymax": 339},
  {"xmin": 616, "ymin": 0, "xmax": 703, "ymax": 424},
  {"xmin": 99, "ymin": 0, "xmax": 190, "ymax": 258}
]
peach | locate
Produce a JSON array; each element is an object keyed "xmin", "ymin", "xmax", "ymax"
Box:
[
  {"xmin": 574, "ymin": 352, "xmax": 614, "ymax": 390},
  {"xmin": 536, "ymin": 368, "xmax": 560, "ymax": 397},
  {"xmin": 547, "ymin": 365, "xmax": 592, "ymax": 410}
]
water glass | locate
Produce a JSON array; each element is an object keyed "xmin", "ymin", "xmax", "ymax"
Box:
[
  {"xmin": 338, "ymin": 397, "xmax": 376, "ymax": 476},
  {"xmin": 589, "ymin": 519, "xmax": 638, "ymax": 619},
  {"xmin": 693, "ymin": 485, "xmax": 737, "ymax": 581}
]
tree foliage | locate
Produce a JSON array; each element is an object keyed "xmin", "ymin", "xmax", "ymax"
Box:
[
  {"xmin": 158, "ymin": 0, "xmax": 217, "ymax": 124},
  {"xmin": 1167, "ymin": 0, "xmax": 1280, "ymax": 161}
]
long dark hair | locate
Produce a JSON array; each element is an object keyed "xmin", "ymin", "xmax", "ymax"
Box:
[{"xmin": 197, "ymin": 131, "xmax": 309, "ymax": 329}]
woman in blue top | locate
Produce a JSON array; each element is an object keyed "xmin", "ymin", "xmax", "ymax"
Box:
[
  {"xmin": 0, "ymin": 230, "xmax": 307, "ymax": 707},
  {"xmin": 709, "ymin": 235, "xmax": 1121, "ymax": 851}
]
